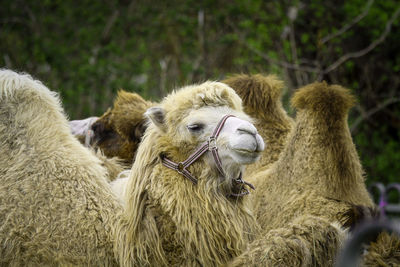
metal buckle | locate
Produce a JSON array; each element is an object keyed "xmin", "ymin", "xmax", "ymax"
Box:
[
  {"xmin": 235, "ymin": 177, "xmax": 244, "ymax": 184},
  {"xmin": 177, "ymin": 162, "xmax": 185, "ymax": 174},
  {"xmin": 208, "ymin": 136, "xmax": 217, "ymax": 151}
]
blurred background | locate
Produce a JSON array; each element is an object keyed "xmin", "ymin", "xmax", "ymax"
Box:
[{"xmin": 1, "ymin": 0, "xmax": 399, "ymax": 188}]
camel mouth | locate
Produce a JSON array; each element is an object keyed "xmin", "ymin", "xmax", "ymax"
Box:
[
  {"xmin": 230, "ymin": 148, "xmax": 261, "ymax": 165},
  {"xmin": 234, "ymin": 148, "xmax": 260, "ymax": 154},
  {"xmin": 229, "ymin": 132, "xmax": 265, "ymax": 155}
]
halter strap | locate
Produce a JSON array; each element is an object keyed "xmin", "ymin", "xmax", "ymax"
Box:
[
  {"xmin": 85, "ymin": 129, "xmax": 94, "ymax": 147},
  {"xmin": 230, "ymin": 176, "xmax": 256, "ymax": 197}
]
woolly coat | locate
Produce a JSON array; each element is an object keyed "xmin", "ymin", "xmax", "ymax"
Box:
[
  {"xmin": 114, "ymin": 81, "xmax": 260, "ymax": 266},
  {"xmin": 227, "ymin": 80, "xmax": 374, "ymax": 266},
  {"xmin": 0, "ymin": 70, "xmax": 123, "ymax": 266}
]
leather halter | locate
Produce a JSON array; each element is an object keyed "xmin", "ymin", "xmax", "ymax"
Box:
[{"xmin": 161, "ymin": 114, "xmax": 255, "ymax": 197}]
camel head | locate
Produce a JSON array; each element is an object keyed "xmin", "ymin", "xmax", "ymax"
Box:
[
  {"xmin": 70, "ymin": 90, "xmax": 152, "ymax": 163},
  {"xmin": 144, "ymin": 81, "xmax": 265, "ymax": 196}
]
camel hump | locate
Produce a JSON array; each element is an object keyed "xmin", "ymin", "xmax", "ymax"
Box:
[
  {"xmin": 114, "ymin": 90, "xmax": 151, "ymax": 109},
  {"xmin": 0, "ymin": 69, "xmax": 60, "ymax": 109},
  {"xmin": 222, "ymin": 74, "xmax": 284, "ymax": 113},
  {"xmin": 0, "ymin": 69, "xmax": 70, "ymax": 144},
  {"xmin": 291, "ymin": 81, "xmax": 356, "ymax": 116},
  {"xmin": 0, "ymin": 69, "xmax": 28, "ymax": 99},
  {"xmin": 110, "ymin": 90, "xmax": 152, "ymax": 140}
]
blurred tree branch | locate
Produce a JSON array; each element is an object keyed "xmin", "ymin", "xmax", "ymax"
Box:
[
  {"xmin": 287, "ymin": 6, "xmax": 304, "ymax": 86},
  {"xmin": 320, "ymin": 0, "xmax": 374, "ymax": 45},
  {"xmin": 234, "ymin": 2, "xmax": 400, "ymax": 92},
  {"xmin": 236, "ymin": 36, "xmax": 319, "ymax": 73},
  {"xmin": 351, "ymin": 98, "xmax": 400, "ymax": 134},
  {"xmin": 102, "ymin": 10, "xmax": 119, "ymax": 41},
  {"xmin": 0, "ymin": 18, "xmax": 26, "ymax": 25},
  {"xmin": 322, "ymin": 6, "xmax": 400, "ymax": 75}
]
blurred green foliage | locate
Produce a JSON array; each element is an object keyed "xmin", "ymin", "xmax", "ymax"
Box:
[{"xmin": 1, "ymin": 0, "xmax": 399, "ymax": 188}]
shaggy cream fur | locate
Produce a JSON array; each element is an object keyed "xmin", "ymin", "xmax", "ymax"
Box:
[
  {"xmin": 114, "ymin": 81, "xmax": 264, "ymax": 266},
  {"xmin": 0, "ymin": 69, "xmax": 122, "ymax": 266}
]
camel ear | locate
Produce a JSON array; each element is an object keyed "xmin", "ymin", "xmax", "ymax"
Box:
[
  {"xmin": 145, "ymin": 107, "xmax": 166, "ymax": 130},
  {"xmin": 69, "ymin": 117, "xmax": 99, "ymax": 136}
]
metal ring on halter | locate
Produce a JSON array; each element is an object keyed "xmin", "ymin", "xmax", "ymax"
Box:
[
  {"xmin": 208, "ymin": 137, "xmax": 217, "ymax": 151},
  {"xmin": 177, "ymin": 162, "xmax": 185, "ymax": 173}
]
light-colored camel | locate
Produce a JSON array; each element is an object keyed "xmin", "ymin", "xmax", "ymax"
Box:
[{"xmin": 0, "ymin": 69, "xmax": 264, "ymax": 266}]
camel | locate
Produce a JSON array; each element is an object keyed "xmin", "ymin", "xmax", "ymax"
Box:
[
  {"xmin": 224, "ymin": 75, "xmax": 400, "ymax": 266},
  {"xmin": 228, "ymin": 81, "xmax": 376, "ymax": 266},
  {"xmin": 70, "ymin": 90, "xmax": 153, "ymax": 165},
  {"xmin": 0, "ymin": 69, "xmax": 264, "ymax": 266},
  {"xmin": 76, "ymin": 74, "xmax": 292, "ymax": 198},
  {"xmin": 0, "ymin": 69, "xmax": 122, "ymax": 266}
]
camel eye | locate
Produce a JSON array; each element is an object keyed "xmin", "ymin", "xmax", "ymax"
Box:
[{"xmin": 187, "ymin": 123, "xmax": 204, "ymax": 133}]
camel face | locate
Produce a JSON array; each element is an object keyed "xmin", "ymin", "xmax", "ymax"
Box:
[
  {"xmin": 183, "ymin": 106, "xmax": 265, "ymax": 166},
  {"xmin": 146, "ymin": 102, "xmax": 265, "ymax": 183}
]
